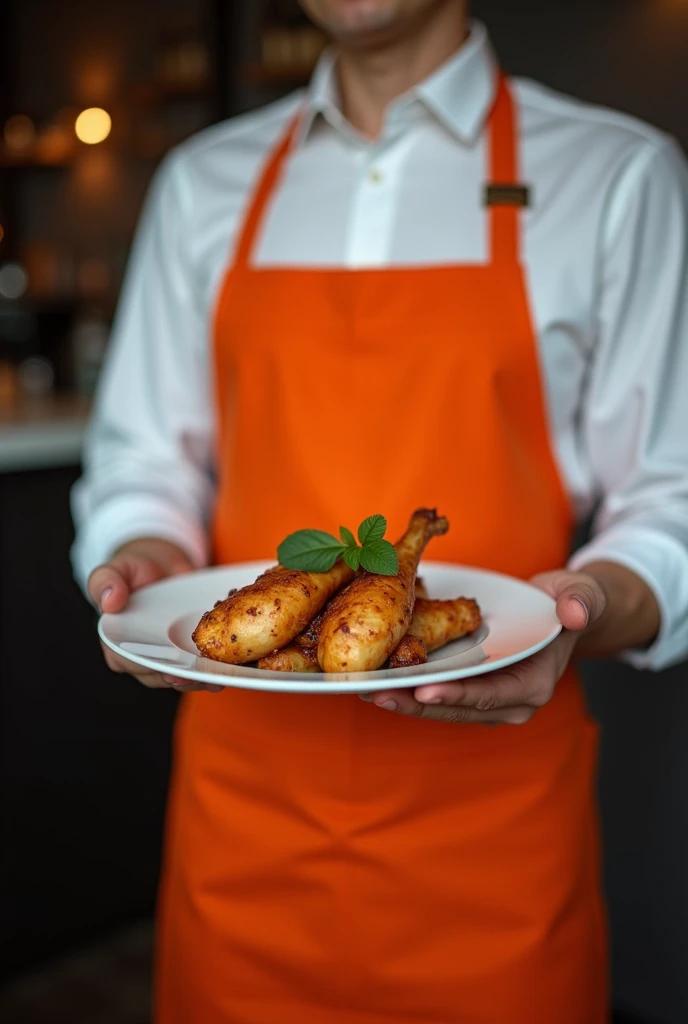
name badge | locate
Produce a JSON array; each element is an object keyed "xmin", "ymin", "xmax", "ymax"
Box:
[{"xmin": 484, "ymin": 184, "xmax": 531, "ymax": 207}]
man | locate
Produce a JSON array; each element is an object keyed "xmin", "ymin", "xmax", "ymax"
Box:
[{"xmin": 73, "ymin": 1, "xmax": 688, "ymax": 1021}]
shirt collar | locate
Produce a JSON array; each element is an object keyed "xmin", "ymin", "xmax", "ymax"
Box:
[{"xmin": 297, "ymin": 20, "xmax": 498, "ymax": 147}]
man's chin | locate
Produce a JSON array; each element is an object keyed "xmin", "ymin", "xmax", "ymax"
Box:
[{"xmin": 307, "ymin": 0, "xmax": 404, "ymax": 47}]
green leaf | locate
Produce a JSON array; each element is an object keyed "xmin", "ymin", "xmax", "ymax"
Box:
[
  {"xmin": 339, "ymin": 525, "xmax": 357, "ymax": 547},
  {"xmin": 277, "ymin": 529, "xmax": 344, "ymax": 573},
  {"xmin": 359, "ymin": 539, "xmax": 399, "ymax": 576},
  {"xmin": 342, "ymin": 546, "xmax": 361, "ymax": 571},
  {"xmin": 357, "ymin": 514, "xmax": 387, "ymax": 546}
]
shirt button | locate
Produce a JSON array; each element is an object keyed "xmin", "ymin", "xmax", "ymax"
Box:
[{"xmin": 368, "ymin": 168, "xmax": 383, "ymax": 184}]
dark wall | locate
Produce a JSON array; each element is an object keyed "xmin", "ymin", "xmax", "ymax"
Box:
[
  {"xmin": 0, "ymin": 467, "xmax": 179, "ymax": 981},
  {"xmin": 473, "ymin": 0, "xmax": 688, "ymax": 145}
]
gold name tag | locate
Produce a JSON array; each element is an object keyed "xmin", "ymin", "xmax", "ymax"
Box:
[{"xmin": 484, "ymin": 184, "xmax": 530, "ymax": 207}]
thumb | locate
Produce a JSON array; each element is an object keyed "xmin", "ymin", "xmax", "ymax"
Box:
[
  {"xmin": 531, "ymin": 570, "xmax": 607, "ymax": 634},
  {"xmin": 88, "ymin": 563, "xmax": 132, "ymax": 614},
  {"xmin": 88, "ymin": 553, "xmax": 172, "ymax": 613}
]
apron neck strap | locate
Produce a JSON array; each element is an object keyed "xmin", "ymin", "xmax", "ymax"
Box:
[
  {"xmin": 233, "ymin": 74, "xmax": 522, "ymax": 269},
  {"xmin": 233, "ymin": 112, "xmax": 302, "ymax": 270},
  {"xmin": 487, "ymin": 74, "xmax": 521, "ymax": 265}
]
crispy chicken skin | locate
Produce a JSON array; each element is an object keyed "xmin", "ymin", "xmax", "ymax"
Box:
[
  {"xmin": 261, "ymin": 576, "xmax": 428, "ymax": 674},
  {"xmin": 292, "ymin": 607, "xmax": 327, "ymax": 649},
  {"xmin": 260, "ymin": 588, "xmax": 479, "ymax": 674},
  {"xmin": 257, "ymin": 644, "xmax": 320, "ymax": 673},
  {"xmin": 317, "ymin": 509, "xmax": 449, "ymax": 673},
  {"xmin": 389, "ymin": 596, "xmax": 481, "ymax": 669},
  {"xmin": 257, "ymin": 603, "xmax": 329, "ymax": 672},
  {"xmin": 193, "ymin": 561, "xmax": 354, "ymax": 664},
  {"xmin": 388, "ymin": 633, "xmax": 428, "ymax": 668}
]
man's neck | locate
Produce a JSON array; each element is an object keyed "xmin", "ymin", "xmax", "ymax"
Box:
[{"xmin": 335, "ymin": 4, "xmax": 468, "ymax": 138}]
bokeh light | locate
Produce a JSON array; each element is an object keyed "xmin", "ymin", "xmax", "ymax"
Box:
[
  {"xmin": 74, "ymin": 107, "xmax": 112, "ymax": 145},
  {"xmin": 3, "ymin": 114, "xmax": 36, "ymax": 154},
  {"xmin": 0, "ymin": 263, "xmax": 29, "ymax": 300}
]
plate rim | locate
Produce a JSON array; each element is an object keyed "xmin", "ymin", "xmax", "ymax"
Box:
[{"xmin": 97, "ymin": 560, "xmax": 562, "ymax": 694}]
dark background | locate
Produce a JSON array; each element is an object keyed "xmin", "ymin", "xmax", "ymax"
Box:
[{"xmin": 1, "ymin": 2, "xmax": 687, "ymax": 1022}]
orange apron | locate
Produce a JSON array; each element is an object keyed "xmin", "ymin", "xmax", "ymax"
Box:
[{"xmin": 155, "ymin": 77, "xmax": 607, "ymax": 1023}]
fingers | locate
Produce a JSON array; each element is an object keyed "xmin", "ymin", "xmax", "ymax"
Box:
[
  {"xmin": 360, "ymin": 567, "xmax": 608, "ymax": 728},
  {"xmin": 360, "ymin": 687, "xmax": 535, "ymax": 726},
  {"xmin": 414, "ymin": 670, "xmax": 541, "ymax": 713},
  {"xmin": 100, "ymin": 645, "xmax": 223, "ymax": 693},
  {"xmin": 92, "ymin": 547, "xmax": 222, "ymax": 694},
  {"xmin": 162, "ymin": 674, "xmax": 225, "ymax": 694},
  {"xmin": 88, "ymin": 547, "xmax": 182, "ymax": 613},
  {"xmin": 361, "ymin": 633, "xmax": 579, "ymax": 725},
  {"xmin": 89, "ymin": 564, "xmax": 131, "ymax": 613}
]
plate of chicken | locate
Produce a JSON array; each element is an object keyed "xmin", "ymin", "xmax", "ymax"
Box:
[{"xmin": 98, "ymin": 508, "xmax": 561, "ymax": 693}]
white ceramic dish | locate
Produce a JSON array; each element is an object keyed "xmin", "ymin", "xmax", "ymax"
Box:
[{"xmin": 98, "ymin": 561, "xmax": 561, "ymax": 695}]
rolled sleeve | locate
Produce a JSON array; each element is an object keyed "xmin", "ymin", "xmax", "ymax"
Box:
[
  {"xmin": 571, "ymin": 137, "xmax": 688, "ymax": 670},
  {"xmin": 71, "ymin": 490, "xmax": 209, "ymax": 590}
]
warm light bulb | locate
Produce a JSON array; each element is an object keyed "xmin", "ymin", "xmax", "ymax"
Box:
[{"xmin": 74, "ymin": 107, "xmax": 111, "ymax": 145}]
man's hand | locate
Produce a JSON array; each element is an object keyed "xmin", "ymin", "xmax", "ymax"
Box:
[
  {"xmin": 361, "ymin": 561, "xmax": 660, "ymax": 725},
  {"xmin": 88, "ymin": 537, "xmax": 224, "ymax": 694}
]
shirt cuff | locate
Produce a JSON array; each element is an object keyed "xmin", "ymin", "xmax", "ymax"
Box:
[
  {"xmin": 71, "ymin": 493, "xmax": 209, "ymax": 593},
  {"xmin": 568, "ymin": 523, "xmax": 688, "ymax": 671}
]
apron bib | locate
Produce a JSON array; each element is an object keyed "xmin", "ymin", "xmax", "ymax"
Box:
[{"xmin": 155, "ymin": 77, "xmax": 607, "ymax": 1023}]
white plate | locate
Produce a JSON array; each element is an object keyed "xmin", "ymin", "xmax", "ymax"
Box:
[{"xmin": 98, "ymin": 561, "xmax": 561, "ymax": 694}]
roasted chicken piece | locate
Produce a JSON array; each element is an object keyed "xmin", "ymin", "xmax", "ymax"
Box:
[
  {"xmin": 260, "ymin": 587, "xmax": 479, "ymax": 674},
  {"xmin": 257, "ymin": 604, "xmax": 328, "ymax": 673},
  {"xmin": 193, "ymin": 561, "xmax": 354, "ymax": 664},
  {"xmin": 292, "ymin": 607, "xmax": 327, "ymax": 649},
  {"xmin": 257, "ymin": 644, "xmax": 320, "ymax": 673},
  {"xmin": 317, "ymin": 508, "xmax": 449, "ymax": 673},
  {"xmin": 260, "ymin": 576, "xmax": 431, "ymax": 673},
  {"xmin": 388, "ymin": 596, "xmax": 481, "ymax": 669},
  {"xmin": 388, "ymin": 633, "xmax": 428, "ymax": 668}
]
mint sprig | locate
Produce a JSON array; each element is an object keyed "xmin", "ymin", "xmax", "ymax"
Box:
[{"xmin": 277, "ymin": 514, "xmax": 399, "ymax": 576}]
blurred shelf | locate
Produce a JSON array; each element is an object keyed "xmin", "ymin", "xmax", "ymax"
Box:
[
  {"xmin": 3, "ymin": 294, "xmax": 115, "ymax": 312},
  {"xmin": 0, "ymin": 154, "xmax": 73, "ymax": 170},
  {"xmin": 0, "ymin": 392, "xmax": 91, "ymax": 473},
  {"xmin": 0, "ymin": 295, "xmax": 79, "ymax": 312},
  {"xmin": 240, "ymin": 62, "xmax": 314, "ymax": 87},
  {"xmin": 127, "ymin": 78, "xmax": 214, "ymax": 105}
]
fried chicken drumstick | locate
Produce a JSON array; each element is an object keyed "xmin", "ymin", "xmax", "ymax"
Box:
[
  {"xmin": 389, "ymin": 596, "xmax": 481, "ymax": 668},
  {"xmin": 257, "ymin": 581, "xmax": 435, "ymax": 674},
  {"xmin": 257, "ymin": 644, "xmax": 320, "ymax": 673},
  {"xmin": 317, "ymin": 508, "xmax": 449, "ymax": 673},
  {"xmin": 257, "ymin": 606, "xmax": 327, "ymax": 673},
  {"xmin": 259, "ymin": 593, "xmax": 480, "ymax": 674},
  {"xmin": 193, "ymin": 561, "xmax": 354, "ymax": 664}
]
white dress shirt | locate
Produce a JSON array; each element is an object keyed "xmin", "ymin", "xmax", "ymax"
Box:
[{"xmin": 72, "ymin": 22, "xmax": 688, "ymax": 670}]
